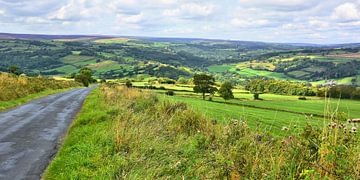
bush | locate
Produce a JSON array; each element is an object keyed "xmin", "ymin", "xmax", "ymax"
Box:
[
  {"xmin": 165, "ymin": 90, "xmax": 175, "ymax": 96},
  {"xmin": 125, "ymin": 80, "xmax": 132, "ymax": 88}
]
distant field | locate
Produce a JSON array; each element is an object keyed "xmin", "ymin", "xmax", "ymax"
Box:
[
  {"xmin": 207, "ymin": 64, "xmax": 293, "ymax": 80},
  {"xmin": 327, "ymin": 52, "xmax": 360, "ymax": 59},
  {"xmin": 313, "ymin": 56, "xmax": 359, "ymax": 62},
  {"xmin": 49, "ymin": 65, "xmax": 78, "ymax": 74},
  {"xmin": 62, "ymin": 55, "xmax": 97, "ymax": 65},
  {"xmin": 86, "ymin": 60, "xmax": 124, "ymax": 73},
  {"xmin": 312, "ymin": 76, "xmax": 359, "ymax": 86},
  {"xmin": 236, "ymin": 68, "xmax": 292, "ymax": 79},
  {"xmin": 94, "ymin": 38, "xmax": 130, "ymax": 44},
  {"xmin": 207, "ymin": 65, "xmax": 233, "ymax": 73}
]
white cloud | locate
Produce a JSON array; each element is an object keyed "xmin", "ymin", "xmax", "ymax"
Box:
[
  {"xmin": 231, "ymin": 18, "xmax": 271, "ymax": 28},
  {"xmin": 163, "ymin": 3, "xmax": 215, "ymax": 18},
  {"xmin": 1, "ymin": 0, "xmax": 360, "ymax": 43},
  {"xmin": 308, "ymin": 18, "xmax": 329, "ymax": 29},
  {"xmin": 281, "ymin": 23, "xmax": 304, "ymax": 30},
  {"xmin": 49, "ymin": 0, "xmax": 101, "ymax": 21},
  {"xmin": 331, "ymin": 3, "xmax": 360, "ymax": 21},
  {"xmin": 238, "ymin": 0, "xmax": 320, "ymax": 11},
  {"xmin": 117, "ymin": 12, "xmax": 144, "ymax": 24}
]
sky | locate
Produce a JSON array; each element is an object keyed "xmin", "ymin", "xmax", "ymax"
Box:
[{"xmin": 1, "ymin": 0, "xmax": 360, "ymax": 44}]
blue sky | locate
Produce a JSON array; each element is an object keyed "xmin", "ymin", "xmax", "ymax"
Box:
[{"xmin": 0, "ymin": 0, "xmax": 360, "ymax": 44}]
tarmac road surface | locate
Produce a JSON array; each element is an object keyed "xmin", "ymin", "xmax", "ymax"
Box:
[{"xmin": 0, "ymin": 87, "xmax": 93, "ymax": 180}]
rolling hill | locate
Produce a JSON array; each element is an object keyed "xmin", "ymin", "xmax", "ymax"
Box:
[{"xmin": 0, "ymin": 33, "xmax": 360, "ymax": 85}]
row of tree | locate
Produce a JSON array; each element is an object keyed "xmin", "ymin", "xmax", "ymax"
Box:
[
  {"xmin": 193, "ymin": 74, "xmax": 234, "ymax": 100},
  {"xmin": 318, "ymin": 85, "xmax": 360, "ymax": 99},
  {"xmin": 245, "ymin": 79, "xmax": 316, "ymax": 98}
]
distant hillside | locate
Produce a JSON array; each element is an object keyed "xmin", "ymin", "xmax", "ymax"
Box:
[
  {"xmin": 0, "ymin": 33, "xmax": 110, "ymax": 40},
  {"xmin": 0, "ymin": 33, "xmax": 359, "ymax": 84}
]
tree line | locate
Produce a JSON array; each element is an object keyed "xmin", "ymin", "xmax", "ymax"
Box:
[{"xmin": 245, "ymin": 79, "xmax": 316, "ymax": 98}]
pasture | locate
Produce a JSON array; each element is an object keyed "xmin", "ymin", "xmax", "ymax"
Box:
[{"xmin": 134, "ymin": 82, "xmax": 360, "ymax": 136}]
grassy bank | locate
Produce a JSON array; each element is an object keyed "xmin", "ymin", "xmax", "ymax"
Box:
[
  {"xmin": 0, "ymin": 88, "xmax": 76, "ymax": 111},
  {"xmin": 45, "ymin": 85, "xmax": 359, "ymax": 179},
  {"xmin": 0, "ymin": 72, "xmax": 81, "ymax": 110},
  {"xmin": 0, "ymin": 72, "xmax": 80, "ymax": 101}
]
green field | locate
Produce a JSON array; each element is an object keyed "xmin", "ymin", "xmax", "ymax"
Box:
[
  {"xmin": 207, "ymin": 64, "xmax": 293, "ymax": 80},
  {"xmin": 145, "ymin": 83, "xmax": 360, "ymax": 136},
  {"xmin": 207, "ymin": 65, "xmax": 233, "ymax": 73},
  {"xmin": 163, "ymin": 95, "xmax": 324, "ymax": 136}
]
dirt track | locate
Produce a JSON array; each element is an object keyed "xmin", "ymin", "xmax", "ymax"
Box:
[{"xmin": 0, "ymin": 87, "xmax": 93, "ymax": 180}]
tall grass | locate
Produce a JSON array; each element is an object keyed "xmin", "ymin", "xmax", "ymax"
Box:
[
  {"xmin": 46, "ymin": 85, "xmax": 360, "ymax": 179},
  {"xmin": 0, "ymin": 72, "xmax": 80, "ymax": 101}
]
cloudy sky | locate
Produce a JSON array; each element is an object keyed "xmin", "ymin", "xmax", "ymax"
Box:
[{"xmin": 1, "ymin": 0, "xmax": 360, "ymax": 44}]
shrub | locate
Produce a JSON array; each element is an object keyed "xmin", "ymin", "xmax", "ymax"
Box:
[
  {"xmin": 125, "ymin": 80, "xmax": 132, "ymax": 88},
  {"xmin": 165, "ymin": 90, "xmax": 174, "ymax": 96}
]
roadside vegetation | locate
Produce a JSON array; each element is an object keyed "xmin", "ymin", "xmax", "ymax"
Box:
[
  {"xmin": 0, "ymin": 72, "xmax": 80, "ymax": 103},
  {"xmin": 45, "ymin": 84, "xmax": 359, "ymax": 179}
]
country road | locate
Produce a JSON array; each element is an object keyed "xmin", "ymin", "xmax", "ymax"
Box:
[{"xmin": 0, "ymin": 87, "xmax": 93, "ymax": 180}]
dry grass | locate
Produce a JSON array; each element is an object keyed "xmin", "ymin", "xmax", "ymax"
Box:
[{"xmin": 0, "ymin": 73, "xmax": 80, "ymax": 101}]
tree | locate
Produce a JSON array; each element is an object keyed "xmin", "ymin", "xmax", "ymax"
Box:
[
  {"xmin": 125, "ymin": 80, "xmax": 133, "ymax": 88},
  {"xmin": 8, "ymin": 66, "xmax": 21, "ymax": 75},
  {"xmin": 75, "ymin": 68, "xmax": 94, "ymax": 87},
  {"xmin": 177, "ymin": 77, "xmax": 188, "ymax": 84},
  {"xmin": 245, "ymin": 79, "xmax": 265, "ymax": 100},
  {"xmin": 218, "ymin": 81, "xmax": 234, "ymax": 101},
  {"xmin": 193, "ymin": 74, "xmax": 217, "ymax": 100}
]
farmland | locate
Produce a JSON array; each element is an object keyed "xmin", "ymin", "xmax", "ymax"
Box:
[
  {"xmin": 0, "ymin": 33, "xmax": 359, "ymax": 179},
  {"xmin": 1, "ymin": 33, "xmax": 360, "ymax": 85},
  {"xmin": 130, "ymin": 82, "xmax": 359, "ymax": 136}
]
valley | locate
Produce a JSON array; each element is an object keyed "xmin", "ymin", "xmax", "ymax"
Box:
[{"xmin": 0, "ymin": 33, "xmax": 359, "ymax": 179}]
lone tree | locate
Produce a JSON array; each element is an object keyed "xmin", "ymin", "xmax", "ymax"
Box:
[
  {"xmin": 245, "ymin": 79, "xmax": 265, "ymax": 100},
  {"xmin": 218, "ymin": 81, "xmax": 234, "ymax": 101},
  {"xmin": 193, "ymin": 74, "xmax": 217, "ymax": 100},
  {"xmin": 8, "ymin": 66, "xmax": 21, "ymax": 75},
  {"xmin": 75, "ymin": 68, "xmax": 94, "ymax": 87}
]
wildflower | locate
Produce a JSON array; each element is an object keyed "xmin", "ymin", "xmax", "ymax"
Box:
[
  {"xmin": 328, "ymin": 122, "xmax": 337, "ymax": 129},
  {"xmin": 352, "ymin": 127, "xmax": 357, "ymax": 133},
  {"xmin": 282, "ymin": 126, "xmax": 289, "ymax": 131},
  {"xmin": 338, "ymin": 123, "xmax": 345, "ymax": 129}
]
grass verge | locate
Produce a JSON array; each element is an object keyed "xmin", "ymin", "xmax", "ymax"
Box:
[
  {"xmin": 44, "ymin": 85, "xmax": 359, "ymax": 179},
  {"xmin": 0, "ymin": 88, "xmax": 77, "ymax": 112},
  {"xmin": 44, "ymin": 88, "xmax": 118, "ymax": 179}
]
